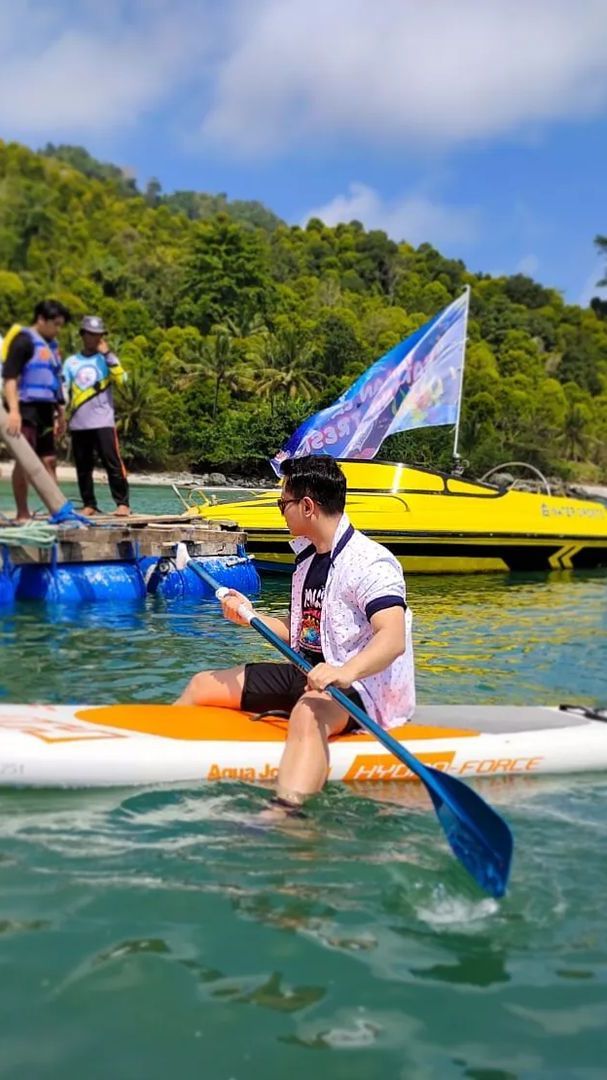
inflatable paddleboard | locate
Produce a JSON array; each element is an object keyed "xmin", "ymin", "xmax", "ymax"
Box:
[{"xmin": 0, "ymin": 703, "xmax": 605, "ymax": 788}]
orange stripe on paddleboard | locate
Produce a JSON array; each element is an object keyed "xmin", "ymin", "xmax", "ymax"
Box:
[{"xmin": 74, "ymin": 705, "xmax": 479, "ymax": 743}]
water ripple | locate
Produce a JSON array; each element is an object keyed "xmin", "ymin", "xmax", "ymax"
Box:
[{"xmin": 0, "ymin": 534, "xmax": 605, "ymax": 1074}]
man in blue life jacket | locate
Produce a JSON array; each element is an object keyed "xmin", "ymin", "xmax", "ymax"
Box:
[
  {"xmin": 3, "ymin": 299, "xmax": 71, "ymax": 521},
  {"xmin": 62, "ymin": 315, "xmax": 130, "ymax": 517}
]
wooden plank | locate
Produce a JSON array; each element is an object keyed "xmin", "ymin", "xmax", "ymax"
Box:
[
  {"xmin": 87, "ymin": 513, "xmax": 237, "ymax": 526},
  {"xmin": 9, "ymin": 521, "xmax": 248, "ymax": 565}
]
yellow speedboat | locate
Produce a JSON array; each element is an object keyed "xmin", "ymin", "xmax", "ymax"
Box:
[{"xmin": 189, "ymin": 460, "xmax": 607, "ymax": 574}]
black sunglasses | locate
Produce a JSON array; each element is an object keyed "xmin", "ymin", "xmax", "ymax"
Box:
[{"xmin": 277, "ymin": 497, "xmax": 301, "ymax": 514}]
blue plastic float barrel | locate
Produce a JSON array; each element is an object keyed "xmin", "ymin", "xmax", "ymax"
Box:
[
  {"xmin": 15, "ymin": 562, "xmax": 147, "ymax": 604},
  {"xmin": 142, "ymin": 554, "xmax": 260, "ymax": 600},
  {"xmin": 0, "ymin": 570, "xmax": 15, "ymax": 606},
  {"xmin": 0, "ymin": 548, "xmax": 16, "ymax": 606},
  {"xmin": 0, "ymin": 547, "xmax": 260, "ymax": 606}
]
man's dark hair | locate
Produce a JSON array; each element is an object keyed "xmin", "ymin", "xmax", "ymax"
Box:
[
  {"xmin": 33, "ymin": 299, "xmax": 71, "ymax": 324},
  {"xmin": 280, "ymin": 454, "xmax": 346, "ymax": 515}
]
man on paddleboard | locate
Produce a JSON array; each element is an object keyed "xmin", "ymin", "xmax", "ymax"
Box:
[{"xmin": 176, "ymin": 455, "xmax": 415, "ymax": 815}]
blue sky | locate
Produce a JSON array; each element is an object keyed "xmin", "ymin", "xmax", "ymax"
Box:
[{"xmin": 1, "ymin": 0, "xmax": 606, "ymax": 305}]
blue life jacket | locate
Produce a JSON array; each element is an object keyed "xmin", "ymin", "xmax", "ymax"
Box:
[{"xmin": 18, "ymin": 328, "xmax": 62, "ymax": 404}]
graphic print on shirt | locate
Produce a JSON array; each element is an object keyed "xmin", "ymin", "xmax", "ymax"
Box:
[
  {"xmin": 73, "ymin": 363, "xmax": 100, "ymax": 390},
  {"xmin": 298, "ymin": 552, "xmax": 331, "ymax": 662}
]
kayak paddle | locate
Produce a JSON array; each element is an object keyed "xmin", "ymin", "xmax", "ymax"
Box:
[{"xmin": 185, "ymin": 555, "xmax": 513, "ymax": 898}]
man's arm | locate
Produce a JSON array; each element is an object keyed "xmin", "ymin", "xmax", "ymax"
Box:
[
  {"xmin": 306, "ymin": 606, "xmax": 406, "ymax": 691},
  {"xmin": 2, "ymin": 333, "xmax": 33, "ymax": 436},
  {"xmin": 3, "ymin": 377, "xmax": 21, "ymax": 435},
  {"xmin": 54, "ymin": 402, "xmax": 66, "ymax": 437},
  {"xmin": 100, "ymin": 339, "xmax": 127, "ymax": 384}
]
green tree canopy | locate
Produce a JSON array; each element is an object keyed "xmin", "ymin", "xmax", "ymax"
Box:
[{"xmin": 0, "ymin": 138, "xmax": 604, "ymax": 480}]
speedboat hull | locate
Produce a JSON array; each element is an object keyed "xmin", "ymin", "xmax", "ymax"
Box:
[{"xmin": 192, "ymin": 461, "xmax": 607, "ymax": 574}]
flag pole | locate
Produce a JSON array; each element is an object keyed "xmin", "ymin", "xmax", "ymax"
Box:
[{"xmin": 451, "ymin": 284, "xmax": 471, "ymax": 474}]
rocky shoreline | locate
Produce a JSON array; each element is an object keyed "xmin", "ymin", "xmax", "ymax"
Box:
[
  {"xmin": 485, "ymin": 471, "xmax": 607, "ymax": 503},
  {"xmin": 4, "ymin": 464, "xmax": 605, "ymax": 503},
  {"xmin": 51, "ymin": 465, "xmax": 273, "ymax": 490}
]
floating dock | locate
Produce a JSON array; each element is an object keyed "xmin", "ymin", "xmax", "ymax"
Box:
[
  {"xmin": 0, "ymin": 514, "xmax": 260, "ymax": 605},
  {"xmin": 0, "ymin": 408, "xmax": 259, "ymax": 604}
]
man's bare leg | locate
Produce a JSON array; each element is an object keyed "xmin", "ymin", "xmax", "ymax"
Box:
[
  {"xmin": 11, "ymin": 462, "xmax": 30, "ymax": 522},
  {"xmin": 41, "ymin": 455, "xmax": 57, "ymax": 480},
  {"xmin": 13, "ymin": 455, "xmax": 58, "ymax": 521},
  {"xmin": 273, "ymin": 691, "xmax": 349, "ymax": 809},
  {"xmin": 174, "ymin": 665, "xmax": 246, "ymax": 708},
  {"xmin": 176, "ymin": 676, "xmax": 349, "ymax": 816}
]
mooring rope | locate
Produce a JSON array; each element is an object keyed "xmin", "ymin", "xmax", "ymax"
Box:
[{"xmin": 0, "ymin": 521, "xmax": 58, "ymax": 548}]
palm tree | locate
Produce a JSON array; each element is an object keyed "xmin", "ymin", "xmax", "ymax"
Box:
[
  {"xmin": 558, "ymin": 403, "xmax": 592, "ymax": 462},
  {"xmin": 115, "ymin": 366, "xmax": 170, "ymax": 459},
  {"xmin": 248, "ymin": 328, "xmax": 319, "ymax": 414},
  {"xmin": 167, "ymin": 349, "xmax": 211, "ymax": 393},
  {"xmin": 212, "ymin": 308, "xmax": 267, "ymax": 343},
  {"xmin": 200, "ymin": 309, "xmax": 269, "ymax": 410},
  {"xmin": 205, "ymin": 330, "xmax": 242, "ymax": 419}
]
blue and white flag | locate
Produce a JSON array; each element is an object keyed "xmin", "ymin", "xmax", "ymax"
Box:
[{"xmin": 271, "ymin": 288, "xmax": 469, "ymax": 473}]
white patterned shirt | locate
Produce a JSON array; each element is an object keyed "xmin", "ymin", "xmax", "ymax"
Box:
[{"xmin": 289, "ymin": 513, "xmax": 415, "ymax": 728}]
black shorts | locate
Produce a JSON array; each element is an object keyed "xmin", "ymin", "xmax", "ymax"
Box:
[
  {"xmin": 241, "ymin": 661, "xmax": 364, "ymax": 734},
  {"xmin": 20, "ymin": 403, "xmax": 55, "ymax": 458}
]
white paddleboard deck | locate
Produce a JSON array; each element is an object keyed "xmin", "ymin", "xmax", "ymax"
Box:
[{"xmin": 0, "ymin": 703, "xmax": 605, "ymax": 788}]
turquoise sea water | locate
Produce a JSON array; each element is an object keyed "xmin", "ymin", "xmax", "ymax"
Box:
[{"xmin": 0, "ymin": 480, "xmax": 606, "ymax": 1077}]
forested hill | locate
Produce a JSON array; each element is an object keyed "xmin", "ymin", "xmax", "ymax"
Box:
[{"xmin": 1, "ymin": 139, "xmax": 606, "ymax": 480}]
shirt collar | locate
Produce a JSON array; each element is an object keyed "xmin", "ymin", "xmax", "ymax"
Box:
[{"xmin": 290, "ymin": 513, "xmax": 355, "ymax": 565}]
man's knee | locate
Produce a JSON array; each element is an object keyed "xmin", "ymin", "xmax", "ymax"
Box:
[
  {"xmin": 188, "ymin": 670, "xmax": 215, "ymax": 701},
  {"xmin": 289, "ymin": 692, "xmax": 329, "ymax": 735},
  {"xmin": 182, "ymin": 666, "xmax": 244, "ymax": 708}
]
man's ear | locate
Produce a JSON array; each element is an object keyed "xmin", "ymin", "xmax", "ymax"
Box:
[{"xmin": 301, "ymin": 495, "xmax": 315, "ymax": 515}]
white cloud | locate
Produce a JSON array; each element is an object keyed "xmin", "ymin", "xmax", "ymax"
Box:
[
  {"xmin": 202, "ymin": 0, "xmax": 607, "ymax": 155},
  {"xmin": 0, "ymin": 0, "xmax": 214, "ymax": 135},
  {"xmin": 303, "ymin": 182, "xmax": 479, "ymax": 248},
  {"xmin": 1, "ymin": 0, "xmax": 606, "ymax": 157}
]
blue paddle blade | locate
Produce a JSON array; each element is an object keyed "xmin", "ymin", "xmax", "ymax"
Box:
[{"xmin": 425, "ymin": 766, "xmax": 513, "ymax": 898}]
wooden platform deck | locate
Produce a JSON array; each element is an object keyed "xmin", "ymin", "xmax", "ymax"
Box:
[{"xmin": 9, "ymin": 515, "xmax": 247, "ymax": 565}]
